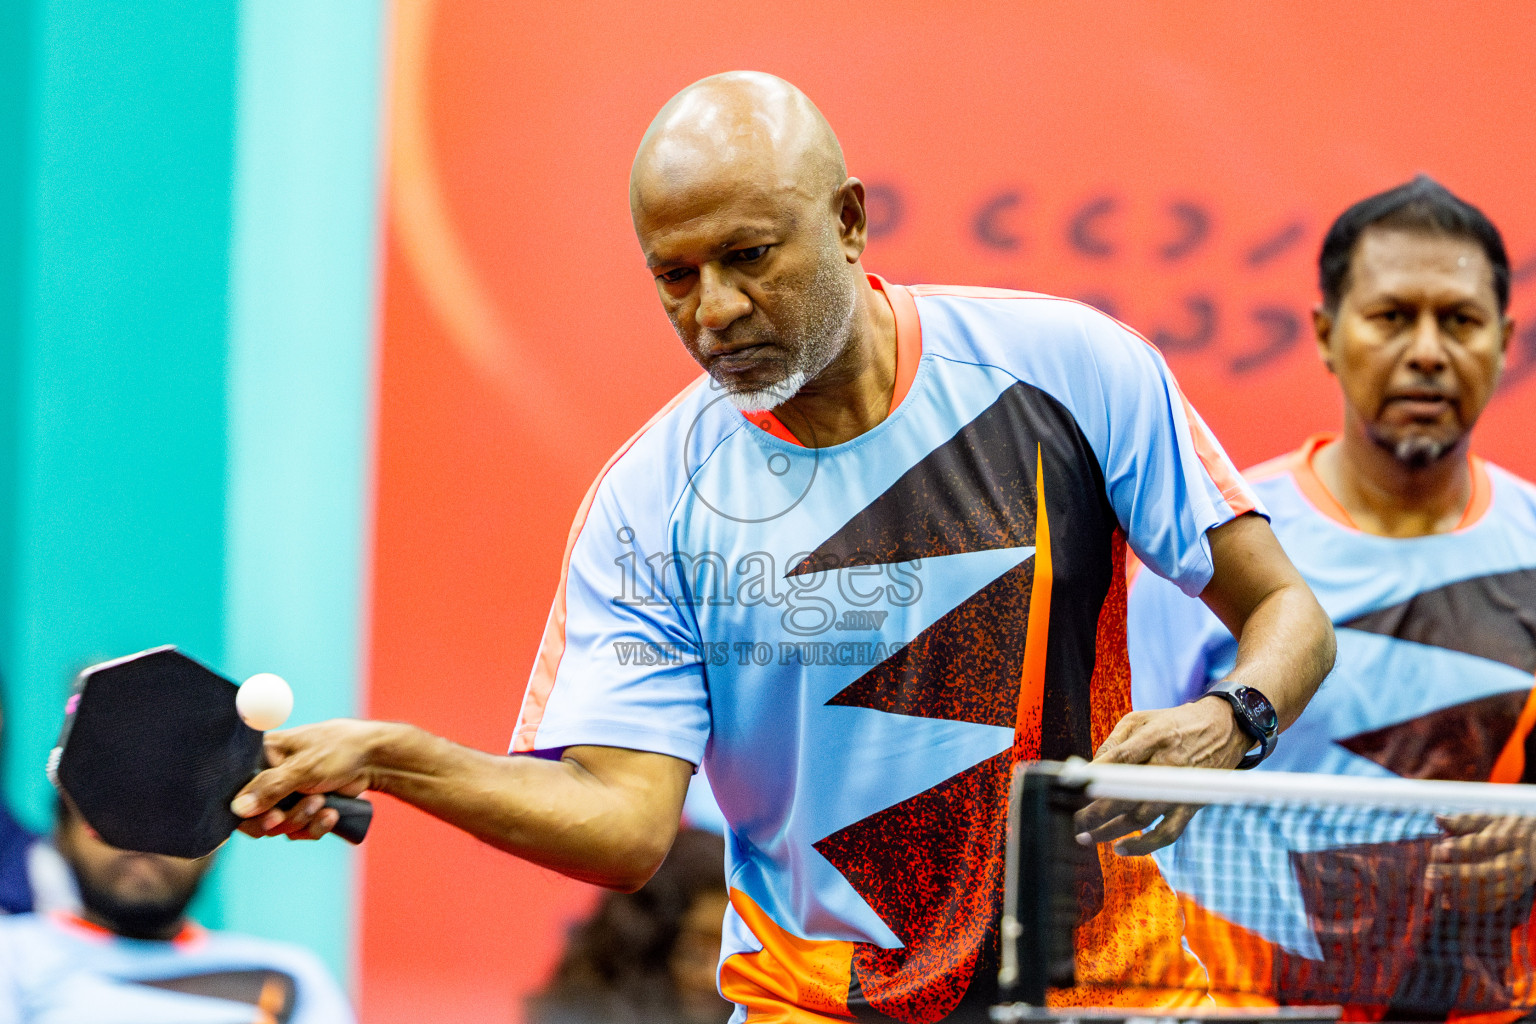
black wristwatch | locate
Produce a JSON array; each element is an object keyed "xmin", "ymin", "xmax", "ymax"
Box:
[{"xmin": 1200, "ymin": 680, "xmax": 1279, "ymax": 769}]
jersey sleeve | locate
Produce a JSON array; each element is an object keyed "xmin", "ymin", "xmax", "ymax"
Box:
[
  {"xmin": 511, "ymin": 464, "xmax": 710, "ymax": 766},
  {"xmin": 1127, "ymin": 561, "xmax": 1232, "ymax": 709},
  {"xmin": 1085, "ymin": 316, "xmax": 1262, "ymax": 596},
  {"xmin": 287, "ymin": 948, "xmax": 357, "ymax": 1024}
]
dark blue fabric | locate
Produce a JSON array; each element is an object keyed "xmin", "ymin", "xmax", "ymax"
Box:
[{"xmin": 0, "ymin": 802, "xmax": 34, "ymax": 914}]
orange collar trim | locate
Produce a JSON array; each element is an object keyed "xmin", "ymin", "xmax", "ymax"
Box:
[
  {"xmin": 740, "ymin": 408, "xmax": 801, "ymax": 445},
  {"xmin": 1286, "ymin": 432, "xmax": 1492, "ymax": 533},
  {"xmin": 52, "ymin": 911, "xmax": 113, "ymax": 943},
  {"xmin": 741, "ymin": 274, "xmax": 921, "ymax": 447},
  {"xmin": 53, "ymin": 911, "xmax": 205, "ymax": 948}
]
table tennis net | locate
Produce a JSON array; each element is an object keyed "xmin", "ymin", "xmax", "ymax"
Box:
[{"xmin": 1001, "ymin": 761, "xmax": 1536, "ymax": 1015}]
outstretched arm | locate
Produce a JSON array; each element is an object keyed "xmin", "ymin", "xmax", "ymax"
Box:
[
  {"xmin": 1080, "ymin": 512, "xmax": 1335, "ymax": 852},
  {"xmin": 231, "ymin": 722, "xmax": 694, "ymax": 892}
]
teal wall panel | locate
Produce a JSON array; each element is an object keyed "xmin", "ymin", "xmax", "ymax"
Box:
[
  {"xmin": 217, "ymin": 0, "xmax": 385, "ymax": 985},
  {"xmin": 0, "ymin": 0, "xmax": 32, "ymax": 775},
  {"xmin": 0, "ymin": 0, "xmax": 384, "ymax": 994},
  {"xmin": 4, "ymin": 1, "xmax": 239, "ymax": 831}
]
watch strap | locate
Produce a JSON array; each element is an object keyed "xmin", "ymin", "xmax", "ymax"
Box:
[{"xmin": 1201, "ymin": 680, "xmax": 1278, "ymax": 769}]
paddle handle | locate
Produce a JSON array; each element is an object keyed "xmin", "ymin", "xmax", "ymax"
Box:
[
  {"xmin": 275, "ymin": 792, "xmax": 373, "ymax": 844},
  {"xmin": 324, "ymin": 795, "xmax": 373, "ymax": 844}
]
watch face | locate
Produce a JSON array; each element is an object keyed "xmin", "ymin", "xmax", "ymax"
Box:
[{"xmin": 1238, "ymin": 687, "xmax": 1278, "ymax": 733}]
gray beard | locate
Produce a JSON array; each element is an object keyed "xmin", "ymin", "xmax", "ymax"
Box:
[
  {"xmin": 699, "ymin": 259, "xmax": 857, "ymax": 414},
  {"xmin": 1379, "ymin": 433, "xmax": 1453, "ymax": 470},
  {"xmin": 726, "ymin": 367, "xmax": 811, "ymax": 413}
]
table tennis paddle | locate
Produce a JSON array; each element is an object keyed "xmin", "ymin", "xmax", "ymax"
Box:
[{"xmin": 46, "ymin": 645, "xmax": 371, "ymax": 859}]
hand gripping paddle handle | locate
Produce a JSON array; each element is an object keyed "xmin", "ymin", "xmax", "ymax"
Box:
[{"xmin": 275, "ymin": 792, "xmax": 373, "ymax": 845}]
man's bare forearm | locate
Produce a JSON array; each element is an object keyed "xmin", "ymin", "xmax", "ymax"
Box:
[
  {"xmin": 366, "ymin": 725, "xmax": 687, "ymax": 887},
  {"xmin": 1200, "ymin": 513, "xmax": 1336, "ymax": 730},
  {"xmin": 1221, "ymin": 580, "xmax": 1335, "ymax": 729},
  {"xmin": 236, "ymin": 719, "xmax": 694, "ymax": 891}
]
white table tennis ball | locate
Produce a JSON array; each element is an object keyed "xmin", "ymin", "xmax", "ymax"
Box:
[{"xmin": 237, "ymin": 673, "xmax": 293, "ymax": 731}]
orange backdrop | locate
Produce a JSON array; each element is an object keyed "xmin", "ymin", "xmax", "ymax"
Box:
[{"xmin": 363, "ymin": 2, "xmax": 1536, "ymax": 1019}]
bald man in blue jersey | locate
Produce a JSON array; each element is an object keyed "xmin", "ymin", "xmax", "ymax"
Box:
[{"xmin": 232, "ymin": 72, "xmax": 1335, "ymax": 1020}]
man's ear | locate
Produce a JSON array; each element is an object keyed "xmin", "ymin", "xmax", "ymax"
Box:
[
  {"xmin": 1312, "ymin": 306, "xmax": 1337, "ymax": 374},
  {"xmin": 836, "ymin": 178, "xmax": 868, "ymax": 262},
  {"xmin": 1491, "ymin": 315, "xmax": 1516, "ymax": 386}
]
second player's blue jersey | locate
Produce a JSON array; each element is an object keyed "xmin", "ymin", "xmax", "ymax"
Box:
[
  {"xmin": 1130, "ymin": 433, "xmax": 1536, "ymax": 783},
  {"xmin": 1128, "ymin": 435, "xmax": 1536, "ymax": 1008},
  {"xmin": 0, "ymin": 912, "xmax": 353, "ymax": 1024}
]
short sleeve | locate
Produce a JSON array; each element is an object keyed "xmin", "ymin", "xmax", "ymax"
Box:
[
  {"xmin": 288, "ymin": 949, "xmax": 357, "ymax": 1024},
  {"xmin": 1087, "ymin": 318, "xmax": 1263, "ymax": 596},
  {"xmin": 1126, "ymin": 561, "xmax": 1235, "ymax": 710},
  {"xmin": 510, "ymin": 471, "xmax": 710, "ymax": 765}
]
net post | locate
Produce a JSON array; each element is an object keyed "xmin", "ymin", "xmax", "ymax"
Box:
[{"xmin": 997, "ymin": 760, "xmax": 1079, "ymax": 1013}]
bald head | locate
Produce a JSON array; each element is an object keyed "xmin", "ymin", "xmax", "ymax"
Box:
[
  {"xmin": 629, "ymin": 73, "xmax": 877, "ymax": 417},
  {"xmin": 630, "ymin": 72, "xmax": 846, "ymax": 222}
]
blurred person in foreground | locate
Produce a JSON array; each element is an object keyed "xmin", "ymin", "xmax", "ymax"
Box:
[
  {"xmin": 231, "ymin": 71, "xmax": 1335, "ymax": 1019},
  {"xmin": 0, "ymin": 698, "xmax": 36, "ymax": 916},
  {"xmin": 1130, "ymin": 176, "xmax": 1536, "ymax": 1017},
  {"xmin": 0, "ymin": 797, "xmax": 352, "ymax": 1023},
  {"xmin": 0, "ymin": 691, "xmax": 73, "ymax": 918},
  {"xmin": 531, "ymin": 829, "xmax": 731, "ymax": 1024}
]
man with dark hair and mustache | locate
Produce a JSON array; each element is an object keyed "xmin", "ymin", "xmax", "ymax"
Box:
[
  {"xmin": 0, "ymin": 798, "xmax": 352, "ymax": 1023},
  {"xmin": 1130, "ymin": 176, "xmax": 1536, "ymax": 1015}
]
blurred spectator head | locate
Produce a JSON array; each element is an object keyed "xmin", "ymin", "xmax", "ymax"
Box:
[
  {"xmin": 53, "ymin": 796, "xmax": 213, "ymax": 940},
  {"xmin": 1319, "ymin": 174, "xmax": 1510, "ymax": 315},
  {"xmin": 532, "ymin": 828, "xmax": 731, "ymax": 1024}
]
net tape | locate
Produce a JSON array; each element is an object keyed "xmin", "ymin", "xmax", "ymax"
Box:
[{"xmin": 1002, "ymin": 761, "xmax": 1536, "ymax": 1016}]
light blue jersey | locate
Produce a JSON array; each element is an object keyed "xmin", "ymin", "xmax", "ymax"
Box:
[
  {"xmin": 513, "ymin": 278, "xmax": 1256, "ymax": 1021},
  {"xmin": 0, "ymin": 912, "xmax": 353, "ymax": 1024},
  {"xmin": 1131, "ymin": 433, "xmax": 1536, "ymax": 782},
  {"xmin": 1127, "ymin": 434, "xmax": 1536, "ymax": 1011}
]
